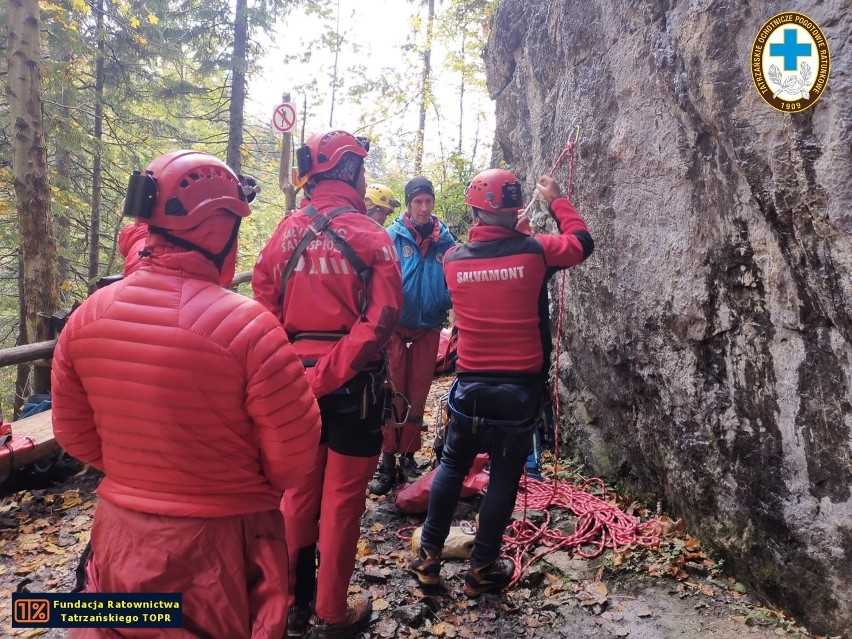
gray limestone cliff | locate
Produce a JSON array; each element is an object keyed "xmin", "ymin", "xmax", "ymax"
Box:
[{"xmin": 484, "ymin": 0, "xmax": 851, "ymax": 634}]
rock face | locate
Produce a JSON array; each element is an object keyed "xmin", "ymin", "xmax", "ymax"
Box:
[{"xmin": 484, "ymin": 0, "xmax": 851, "ymax": 634}]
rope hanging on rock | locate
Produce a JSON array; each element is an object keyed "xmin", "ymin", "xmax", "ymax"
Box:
[{"xmin": 503, "ymin": 125, "xmax": 662, "ymax": 587}]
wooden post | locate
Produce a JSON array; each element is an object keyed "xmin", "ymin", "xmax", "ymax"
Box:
[{"xmin": 278, "ymin": 91, "xmax": 297, "ymax": 211}]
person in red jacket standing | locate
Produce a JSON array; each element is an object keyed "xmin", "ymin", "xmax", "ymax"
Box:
[
  {"xmin": 409, "ymin": 169, "xmax": 594, "ymax": 597},
  {"xmin": 253, "ymin": 129, "xmax": 402, "ymax": 639},
  {"xmin": 51, "ymin": 150, "xmax": 322, "ymax": 638}
]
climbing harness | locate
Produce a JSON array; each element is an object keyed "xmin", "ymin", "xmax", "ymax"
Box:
[{"xmin": 279, "ymin": 204, "xmax": 372, "ymax": 316}]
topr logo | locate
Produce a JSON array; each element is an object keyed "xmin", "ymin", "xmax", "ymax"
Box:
[{"xmin": 751, "ymin": 12, "xmax": 830, "ymax": 113}]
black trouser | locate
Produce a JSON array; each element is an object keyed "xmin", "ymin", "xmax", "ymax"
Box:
[{"xmin": 420, "ymin": 377, "xmax": 541, "ymax": 565}]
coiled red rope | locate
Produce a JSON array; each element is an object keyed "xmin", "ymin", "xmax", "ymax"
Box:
[{"xmin": 504, "ymin": 475, "xmax": 663, "ymax": 586}]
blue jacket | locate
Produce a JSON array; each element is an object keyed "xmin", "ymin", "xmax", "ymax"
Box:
[{"xmin": 387, "ymin": 216, "xmax": 455, "ymax": 329}]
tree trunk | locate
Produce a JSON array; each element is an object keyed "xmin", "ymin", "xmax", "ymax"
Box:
[
  {"xmin": 227, "ymin": 0, "xmax": 248, "ymax": 173},
  {"xmin": 14, "ymin": 250, "xmax": 29, "ymax": 419},
  {"xmin": 328, "ymin": 0, "xmax": 341, "ymax": 127},
  {"xmin": 55, "ymin": 80, "xmax": 72, "ymax": 300},
  {"xmin": 7, "ymin": 0, "xmax": 59, "ymax": 405},
  {"xmin": 414, "ymin": 0, "xmax": 435, "ymax": 175},
  {"xmin": 87, "ymin": 0, "xmax": 105, "ymax": 291},
  {"xmin": 457, "ymin": 33, "xmax": 466, "ymax": 156}
]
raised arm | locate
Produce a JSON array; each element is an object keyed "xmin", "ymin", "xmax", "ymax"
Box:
[{"xmin": 535, "ymin": 175, "xmax": 595, "ymax": 268}]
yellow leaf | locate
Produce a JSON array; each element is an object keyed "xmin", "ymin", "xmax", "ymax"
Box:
[
  {"xmin": 370, "ymin": 523, "xmax": 385, "ymax": 533},
  {"xmin": 147, "ymin": 13, "xmax": 159, "ymax": 25},
  {"xmin": 356, "ymin": 539, "xmax": 371, "ymax": 557},
  {"xmin": 372, "ymin": 598, "xmax": 389, "ymax": 611},
  {"xmin": 71, "ymin": 0, "xmax": 88, "ymax": 13},
  {"xmin": 18, "ymin": 533, "xmax": 42, "ymax": 551},
  {"xmin": 44, "ymin": 542, "xmax": 66, "ymax": 555},
  {"xmin": 58, "ymin": 495, "xmax": 83, "ymax": 510}
]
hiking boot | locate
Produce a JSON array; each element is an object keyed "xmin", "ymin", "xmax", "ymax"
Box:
[
  {"xmin": 463, "ymin": 558, "xmax": 513, "ymax": 597},
  {"xmin": 368, "ymin": 460, "xmax": 396, "ymax": 496},
  {"xmin": 312, "ymin": 595, "xmax": 371, "ymax": 639},
  {"xmin": 287, "ymin": 605, "xmax": 311, "ymax": 638},
  {"xmin": 398, "ymin": 453, "xmax": 421, "ymax": 483},
  {"xmin": 409, "ymin": 545, "xmax": 442, "ymax": 586}
]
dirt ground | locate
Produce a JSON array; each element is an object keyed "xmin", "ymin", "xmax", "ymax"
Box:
[{"xmin": 0, "ymin": 375, "xmax": 819, "ymax": 638}]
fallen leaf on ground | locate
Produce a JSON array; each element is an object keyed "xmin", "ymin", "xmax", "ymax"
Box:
[
  {"xmin": 374, "ymin": 618, "xmax": 398, "ymax": 638},
  {"xmin": 432, "ymin": 622, "xmax": 457, "ymax": 637},
  {"xmin": 684, "ymin": 536, "xmax": 701, "ymax": 551},
  {"xmin": 578, "ymin": 581, "xmax": 608, "ymax": 607},
  {"xmin": 372, "ymin": 598, "xmax": 390, "ymax": 611}
]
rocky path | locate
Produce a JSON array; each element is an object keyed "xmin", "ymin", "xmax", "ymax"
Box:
[{"xmin": 0, "ymin": 375, "xmax": 817, "ymax": 638}]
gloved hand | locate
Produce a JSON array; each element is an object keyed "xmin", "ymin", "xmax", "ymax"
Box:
[{"xmin": 237, "ymin": 174, "xmax": 261, "ymax": 203}]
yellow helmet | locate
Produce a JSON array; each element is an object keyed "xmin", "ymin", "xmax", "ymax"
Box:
[{"xmin": 365, "ymin": 183, "xmax": 401, "ymax": 210}]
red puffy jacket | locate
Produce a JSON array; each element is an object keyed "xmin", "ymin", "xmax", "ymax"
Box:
[
  {"xmin": 118, "ymin": 223, "xmax": 149, "ymax": 277},
  {"xmin": 252, "ymin": 181, "xmax": 403, "ymax": 398},
  {"xmin": 52, "ymin": 226, "xmax": 322, "ymax": 518}
]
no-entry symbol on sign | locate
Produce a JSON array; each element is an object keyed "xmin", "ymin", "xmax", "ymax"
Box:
[{"xmin": 272, "ymin": 102, "xmax": 297, "ymax": 133}]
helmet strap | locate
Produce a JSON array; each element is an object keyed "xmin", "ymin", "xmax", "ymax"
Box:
[{"xmin": 149, "ymin": 215, "xmax": 242, "ymax": 272}]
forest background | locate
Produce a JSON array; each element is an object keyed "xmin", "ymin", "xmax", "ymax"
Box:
[{"xmin": 1, "ymin": 0, "xmax": 495, "ymax": 420}]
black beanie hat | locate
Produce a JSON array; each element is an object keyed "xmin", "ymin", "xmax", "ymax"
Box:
[{"xmin": 404, "ymin": 177, "xmax": 435, "ymax": 206}]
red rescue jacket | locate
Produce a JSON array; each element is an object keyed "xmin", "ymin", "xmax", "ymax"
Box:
[
  {"xmin": 52, "ymin": 226, "xmax": 322, "ymax": 518},
  {"xmin": 443, "ymin": 197, "xmax": 594, "ymax": 373},
  {"xmin": 118, "ymin": 223, "xmax": 149, "ymax": 277},
  {"xmin": 252, "ymin": 181, "xmax": 403, "ymax": 398}
]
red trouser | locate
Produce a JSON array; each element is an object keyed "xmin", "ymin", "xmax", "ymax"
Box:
[
  {"xmin": 69, "ymin": 499, "xmax": 288, "ymax": 639},
  {"xmin": 282, "ymin": 444, "xmax": 378, "ymax": 623},
  {"xmin": 383, "ymin": 327, "xmax": 441, "ymax": 454}
]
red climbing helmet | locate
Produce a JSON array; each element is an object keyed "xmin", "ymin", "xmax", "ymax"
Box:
[
  {"xmin": 122, "ymin": 150, "xmax": 251, "ymax": 231},
  {"xmin": 465, "ymin": 168, "xmax": 524, "ymax": 214},
  {"xmin": 296, "ymin": 129, "xmax": 369, "ymax": 180}
]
